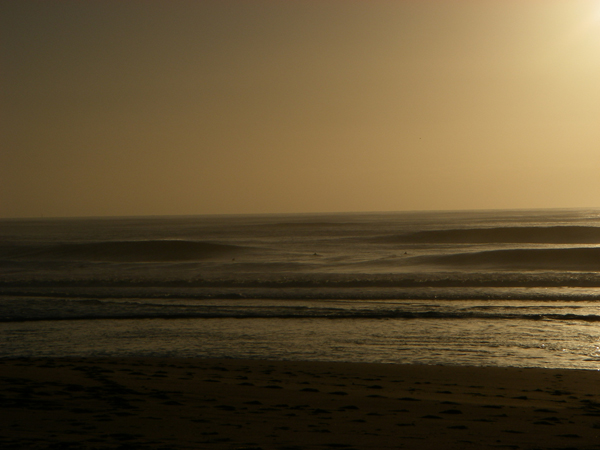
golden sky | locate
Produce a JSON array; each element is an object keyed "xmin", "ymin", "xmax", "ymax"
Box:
[{"xmin": 2, "ymin": 0, "xmax": 600, "ymax": 218}]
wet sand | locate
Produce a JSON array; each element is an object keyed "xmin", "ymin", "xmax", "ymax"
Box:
[{"xmin": 1, "ymin": 358, "xmax": 600, "ymax": 449}]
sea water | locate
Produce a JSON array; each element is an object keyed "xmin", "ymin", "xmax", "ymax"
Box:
[{"xmin": 1, "ymin": 209, "xmax": 600, "ymax": 369}]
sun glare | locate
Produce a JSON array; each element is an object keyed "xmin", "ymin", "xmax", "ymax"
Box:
[
  {"xmin": 592, "ymin": 1, "xmax": 600, "ymax": 22},
  {"xmin": 580, "ymin": 1, "xmax": 600, "ymax": 32},
  {"xmin": 555, "ymin": 1, "xmax": 600, "ymax": 56}
]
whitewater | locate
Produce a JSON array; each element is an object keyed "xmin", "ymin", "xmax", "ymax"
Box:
[{"xmin": 2, "ymin": 208, "xmax": 600, "ymax": 369}]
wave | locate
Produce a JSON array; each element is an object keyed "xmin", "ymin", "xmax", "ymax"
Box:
[
  {"xmin": 3, "ymin": 270, "xmax": 600, "ymax": 290},
  {"xmin": 267, "ymin": 221, "xmax": 359, "ymax": 228},
  {"xmin": 2, "ymin": 301, "xmax": 599, "ymax": 323},
  {"xmin": 384, "ymin": 226, "xmax": 600, "ymax": 244},
  {"xmin": 413, "ymin": 247, "xmax": 600, "ymax": 271},
  {"xmin": 0, "ymin": 240, "xmax": 246, "ymax": 262}
]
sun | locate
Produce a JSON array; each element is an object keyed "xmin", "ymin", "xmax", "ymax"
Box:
[
  {"xmin": 581, "ymin": 1, "xmax": 600, "ymax": 30},
  {"xmin": 557, "ymin": 1, "xmax": 600, "ymax": 50},
  {"xmin": 592, "ymin": 1, "xmax": 600, "ymax": 22}
]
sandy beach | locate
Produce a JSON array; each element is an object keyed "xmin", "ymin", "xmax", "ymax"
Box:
[{"xmin": 1, "ymin": 358, "xmax": 600, "ymax": 449}]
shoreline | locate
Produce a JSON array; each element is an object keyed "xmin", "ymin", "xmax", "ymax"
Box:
[{"xmin": 1, "ymin": 357, "xmax": 600, "ymax": 449}]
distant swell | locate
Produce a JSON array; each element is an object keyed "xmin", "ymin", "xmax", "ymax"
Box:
[
  {"xmin": 415, "ymin": 247, "xmax": 600, "ymax": 271},
  {"xmin": 386, "ymin": 226, "xmax": 600, "ymax": 244},
  {"xmin": 2, "ymin": 240, "xmax": 244, "ymax": 262}
]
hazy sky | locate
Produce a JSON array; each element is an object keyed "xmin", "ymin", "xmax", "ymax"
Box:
[{"xmin": 2, "ymin": 0, "xmax": 600, "ymax": 218}]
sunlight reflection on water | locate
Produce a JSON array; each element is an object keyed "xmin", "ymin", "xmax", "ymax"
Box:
[{"xmin": 2, "ymin": 317, "xmax": 600, "ymax": 370}]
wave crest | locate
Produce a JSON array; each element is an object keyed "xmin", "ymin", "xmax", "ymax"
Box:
[
  {"xmin": 386, "ymin": 226, "xmax": 600, "ymax": 244},
  {"xmin": 415, "ymin": 247, "xmax": 600, "ymax": 270}
]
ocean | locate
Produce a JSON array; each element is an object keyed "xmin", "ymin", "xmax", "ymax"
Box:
[{"xmin": 1, "ymin": 208, "xmax": 600, "ymax": 369}]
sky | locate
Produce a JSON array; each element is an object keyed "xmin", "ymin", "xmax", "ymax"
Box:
[{"xmin": 2, "ymin": 0, "xmax": 600, "ymax": 218}]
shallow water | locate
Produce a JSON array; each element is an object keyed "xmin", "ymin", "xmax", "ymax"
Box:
[{"xmin": 2, "ymin": 314, "xmax": 599, "ymax": 369}]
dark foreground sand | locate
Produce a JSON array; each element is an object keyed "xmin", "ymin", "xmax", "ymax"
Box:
[{"xmin": 1, "ymin": 358, "xmax": 600, "ymax": 449}]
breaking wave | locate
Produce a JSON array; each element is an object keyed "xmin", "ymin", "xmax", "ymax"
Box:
[{"xmin": 2, "ymin": 297, "xmax": 600, "ymax": 323}]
